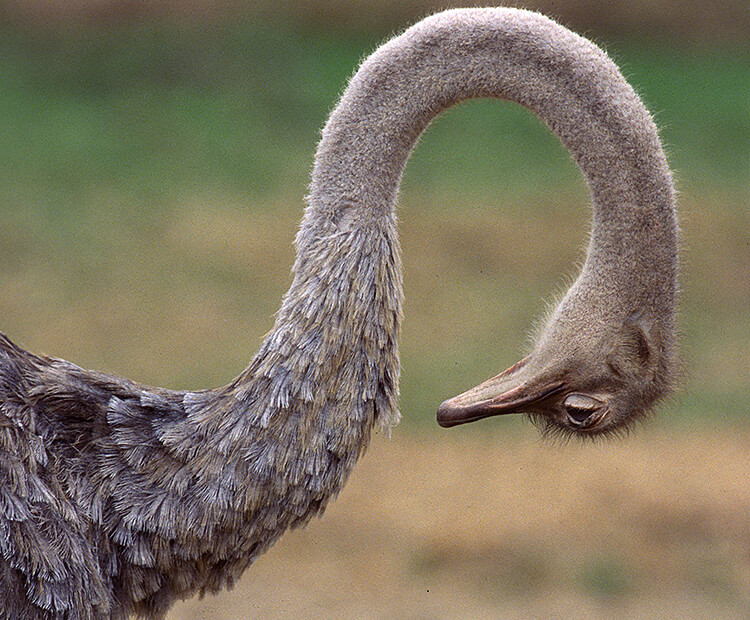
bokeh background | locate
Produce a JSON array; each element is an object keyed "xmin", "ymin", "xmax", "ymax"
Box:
[{"xmin": 0, "ymin": 1, "xmax": 748, "ymax": 617}]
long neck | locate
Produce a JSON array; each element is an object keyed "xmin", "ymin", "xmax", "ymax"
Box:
[{"xmin": 304, "ymin": 7, "xmax": 676, "ymax": 317}]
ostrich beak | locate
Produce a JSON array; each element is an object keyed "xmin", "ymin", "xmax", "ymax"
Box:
[{"xmin": 436, "ymin": 359, "xmax": 564, "ymax": 427}]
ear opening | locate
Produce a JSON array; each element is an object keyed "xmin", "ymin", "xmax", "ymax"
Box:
[
  {"xmin": 626, "ymin": 311, "xmax": 652, "ymax": 365},
  {"xmin": 612, "ymin": 310, "xmax": 659, "ymax": 376}
]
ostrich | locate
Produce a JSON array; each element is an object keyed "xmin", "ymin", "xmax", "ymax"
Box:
[{"xmin": 0, "ymin": 7, "xmax": 677, "ymax": 619}]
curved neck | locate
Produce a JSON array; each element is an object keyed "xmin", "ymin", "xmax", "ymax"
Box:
[
  {"xmin": 244, "ymin": 7, "xmax": 678, "ymax": 438},
  {"xmin": 307, "ymin": 8, "xmax": 676, "ymax": 284}
]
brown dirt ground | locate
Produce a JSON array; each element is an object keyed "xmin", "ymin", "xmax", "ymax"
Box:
[{"xmin": 169, "ymin": 425, "xmax": 750, "ymax": 619}]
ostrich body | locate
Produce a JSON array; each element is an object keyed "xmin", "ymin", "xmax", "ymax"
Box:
[{"xmin": 0, "ymin": 8, "xmax": 677, "ymax": 619}]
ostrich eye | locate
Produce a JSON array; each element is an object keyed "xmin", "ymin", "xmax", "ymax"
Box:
[{"xmin": 563, "ymin": 394, "xmax": 602, "ymax": 425}]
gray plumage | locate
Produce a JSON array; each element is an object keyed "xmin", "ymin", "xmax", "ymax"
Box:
[{"xmin": 0, "ymin": 8, "xmax": 677, "ymax": 619}]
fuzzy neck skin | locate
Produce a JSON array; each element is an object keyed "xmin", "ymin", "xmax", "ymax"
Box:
[{"xmin": 305, "ymin": 7, "xmax": 677, "ymax": 353}]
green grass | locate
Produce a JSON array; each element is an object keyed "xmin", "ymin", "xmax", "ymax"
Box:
[
  {"xmin": 0, "ymin": 21, "xmax": 747, "ymax": 426},
  {"xmin": 0, "ymin": 22, "xmax": 353, "ymax": 213}
]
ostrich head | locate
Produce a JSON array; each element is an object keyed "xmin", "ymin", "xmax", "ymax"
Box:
[{"xmin": 437, "ymin": 304, "xmax": 675, "ymax": 437}]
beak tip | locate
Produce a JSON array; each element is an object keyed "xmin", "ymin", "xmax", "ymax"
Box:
[
  {"xmin": 436, "ymin": 399, "xmax": 458, "ymax": 428},
  {"xmin": 436, "ymin": 396, "xmax": 482, "ymax": 428}
]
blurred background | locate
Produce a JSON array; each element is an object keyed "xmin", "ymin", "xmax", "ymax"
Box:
[{"xmin": 0, "ymin": 1, "xmax": 748, "ymax": 617}]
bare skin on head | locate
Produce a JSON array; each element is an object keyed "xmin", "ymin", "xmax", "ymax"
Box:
[
  {"xmin": 0, "ymin": 8, "xmax": 677, "ymax": 619},
  {"xmin": 437, "ymin": 309, "xmax": 674, "ymax": 436}
]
